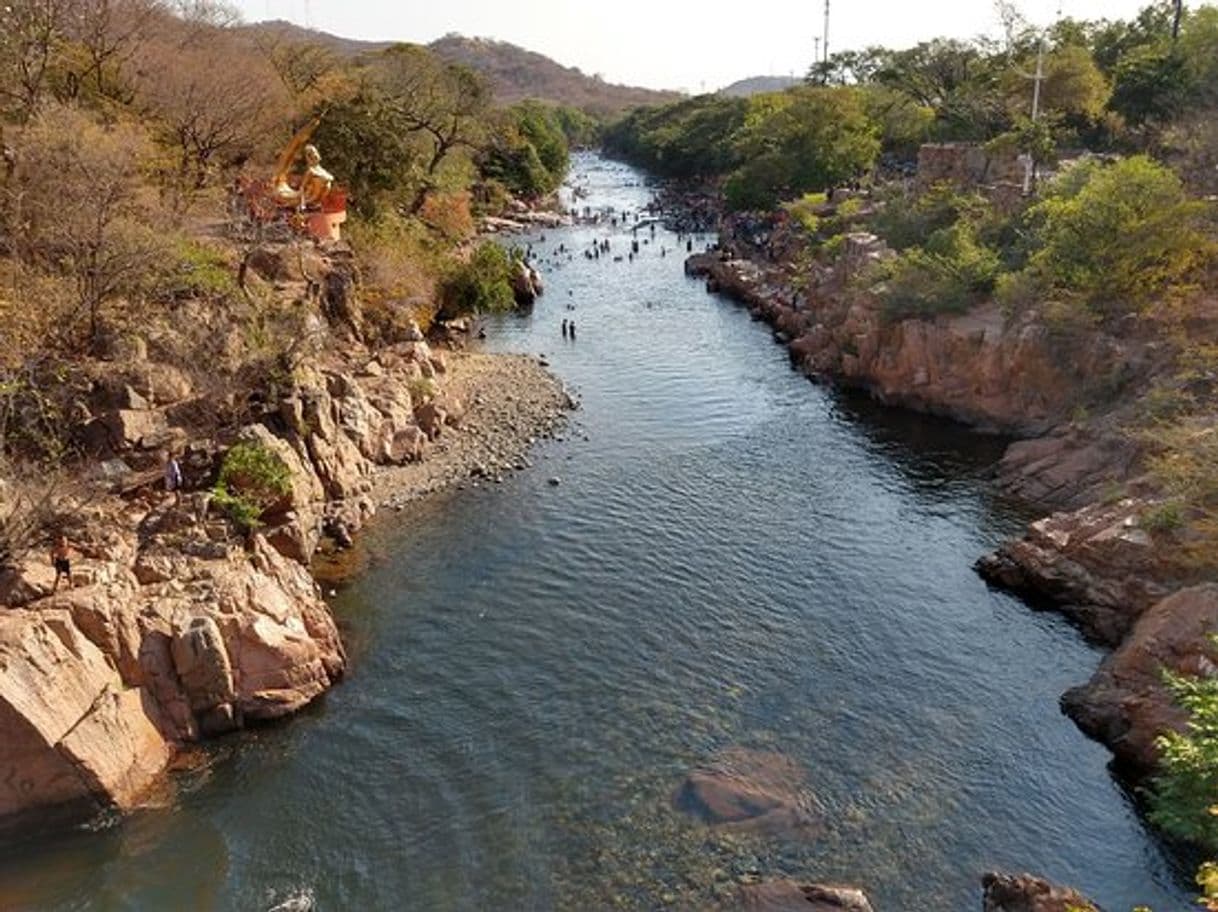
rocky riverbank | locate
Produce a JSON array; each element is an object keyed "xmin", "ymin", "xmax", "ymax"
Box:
[
  {"xmin": 685, "ymin": 221, "xmax": 1211, "ymax": 791},
  {"xmin": 0, "ymin": 241, "xmax": 571, "ymax": 832}
]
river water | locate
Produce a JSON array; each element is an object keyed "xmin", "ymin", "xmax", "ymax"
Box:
[{"xmin": 0, "ymin": 155, "xmax": 1192, "ymax": 910}]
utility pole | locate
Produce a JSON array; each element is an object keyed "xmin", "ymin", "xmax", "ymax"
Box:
[
  {"xmin": 823, "ymin": 0, "xmax": 831, "ymax": 63},
  {"xmin": 1022, "ymin": 34, "xmax": 1046, "ymax": 196}
]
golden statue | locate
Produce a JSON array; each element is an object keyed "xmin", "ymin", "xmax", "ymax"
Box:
[
  {"xmin": 273, "ymin": 123, "xmax": 333, "ymax": 209},
  {"xmin": 248, "ymin": 116, "xmax": 347, "ymax": 241}
]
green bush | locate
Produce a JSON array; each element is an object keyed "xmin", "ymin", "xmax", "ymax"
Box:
[
  {"xmin": 878, "ymin": 221, "xmax": 1002, "ymax": 319},
  {"xmin": 156, "ymin": 238, "xmax": 238, "ymax": 301},
  {"xmin": 212, "ymin": 441, "xmax": 292, "ymax": 531},
  {"xmin": 1150, "ymin": 668, "xmax": 1218, "ymax": 851},
  {"xmin": 1141, "ymin": 500, "xmax": 1186, "ymax": 533},
  {"xmin": 439, "ymin": 242, "xmax": 518, "ymax": 319},
  {"xmin": 1019, "ymin": 156, "xmax": 1213, "ymax": 317},
  {"xmin": 870, "ymin": 183, "xmax": 988, "ymax": 251}
]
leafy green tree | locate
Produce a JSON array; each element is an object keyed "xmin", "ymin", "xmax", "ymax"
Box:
[
  {"xmin": 603, "ymin": 95, "xmax": 747, "ymax": 179},
  {"xmin": 723, "ymin": 87, "xmax": 879, "ymax": 210},
  {"xmin": 482, "ymin": 101, "xmax": 571, "ymax": 198},
  {"xmin": 872, "ymin": 39, "xmax": 1008, "ymax": 139},
  {"xmin": 311, "ymin": 92, "xmax": 420, "ymax": 218},
  {"xmin": 439, "ymin": 242, "xmax": 518, "ymax": 319},
  {"xmin": 1109, "ymin": 45, "xmax": 1196, "ymax": 128}
]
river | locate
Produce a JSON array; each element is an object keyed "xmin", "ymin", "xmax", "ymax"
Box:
[{"xmin": 0, "ymin": 154, "xmax": 1192, "ymax": 910}]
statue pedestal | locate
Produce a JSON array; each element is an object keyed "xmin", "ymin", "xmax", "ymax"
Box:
[{"xmin": 308, "ymin": 210, "xmax": 346, "ymax": 242}]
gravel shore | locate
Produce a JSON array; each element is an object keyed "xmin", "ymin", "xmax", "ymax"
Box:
[{"xmin": 374, "ymin": 349, "xmax": 574, "ymax": 507}]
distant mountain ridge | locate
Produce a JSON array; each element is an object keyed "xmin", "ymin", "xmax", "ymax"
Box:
[
  {"xmin": 719, "ymin": 75, "xmax": 802, "ymax": 98},
  {"xmin": 242, "ymin": 20, "xmax": 680, "ymax": 115}
]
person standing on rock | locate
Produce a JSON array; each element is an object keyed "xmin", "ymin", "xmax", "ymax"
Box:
[
  {"xmin": 163, "ymin": 450, "xmax": 184, "ymax": 505},
  {"xmin": 50, "ymin": 535, "xmax": 73, "ymax": 592}
]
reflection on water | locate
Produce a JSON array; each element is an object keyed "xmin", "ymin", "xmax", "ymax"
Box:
[{"xmin": 0, "ymin": 154, "xmax": 1190, "ymax": 910}]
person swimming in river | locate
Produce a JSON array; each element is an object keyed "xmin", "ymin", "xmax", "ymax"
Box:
[{"xmin": 51, "ymin": 534, "xmax": 73, "ymax": 592}]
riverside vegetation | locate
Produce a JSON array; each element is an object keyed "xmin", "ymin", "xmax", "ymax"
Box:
[
  {"xmin": 0, "ymin": 0, "xmax": 591, "ymax": 839},
  {"xmin": 608, "ymin": 0, "xmax": 1218, "ymax": 906}
]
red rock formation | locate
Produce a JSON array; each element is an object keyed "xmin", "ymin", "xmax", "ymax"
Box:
[
  {"xmin": 1062, "ymin": 584, "xmax": 1218, "ymax": 774},
  {"xmin": 981, "ymin": 872, "xmax": 1099, "ymax": 912}
]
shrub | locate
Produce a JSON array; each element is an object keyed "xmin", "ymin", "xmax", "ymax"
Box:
[
  {"xmin": 878, "ymin": 221, "xmax": 1002, "ymax": 320},
  {"xmin": 870, "ymin": 183, "xmax": 988, "ymax": 252},
  {"xmin": 155, "ymin": 238, "xmax": 238, "ymax": 301},
  {"xmin": 407, "ymin": 377, "xmax": 436, "ymax": 406},
  {"xmin": 1150, "ymin": 668, "xmax": 1218, "ymax": 851},
  {"xmin": 1141, "ymin": 500, "xmax": 1186, "ymax": 533},
  {"xmin": 212, "ymin": 442, "xmax": 292, "ymax": 531},
  {"xmin": 439, "ymin": 242, "xmax": 518, "ymax": 319},
  {"xmin": 1020, "ymin": 156, "xmax": 1213, "ymax": 317}
]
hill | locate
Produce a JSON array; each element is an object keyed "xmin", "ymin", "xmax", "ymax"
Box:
[
  {"xmin": 427, "ymin": 34, "xmax": 680, "ymax": 115},
  {"xmin": 242, "ymin": 21, "xmax": 679, "ymax": 115},
  {"xmin": 719, "ymin": 75, "xmax": 802, "ymax": 98}
]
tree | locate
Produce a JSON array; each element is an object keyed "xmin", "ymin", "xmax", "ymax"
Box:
[
  {"xmin": 132, "ymin": 29, "xmax": 287, "ymax": 192},
  {"xmin": 2, "ymin": 104, "xmax": 160, "ymax": 348},
  {"xmin": 723, "ymin": 87, "xmax": 879, "ymax": 210},
  {"xmin": 1109, "ymin": 44, "xmax": 1196, "ymax": 128},
  {"xmin": 368, "ymin": 44, "xmax": 490, "ymax": 212},
  {"xmin": 873, "ymin": 39, "xmax": 1008, "ymax": 139},
  {"xmin": 0, "ymin": 0, "xmax": 74, "ymax": 121},
  {"xmin": 59, "ymin": 0, "xmax": 162, "ymax": 102},
  {"xmin": 1021, "ymin": 156, "xmax": 1212, "ymax": 316},
  {"xmin": 482, "ymin": 101, "xmax": 569, "ymax": 198}
]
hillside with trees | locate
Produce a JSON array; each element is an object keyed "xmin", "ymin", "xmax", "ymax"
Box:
[
  {"xmin": 0, "ymin": 0, "xmax": 584, "ymax": 556},
  {"xmin": 242, "ymin": 20, "xmax": 680, "ymax": 116}
]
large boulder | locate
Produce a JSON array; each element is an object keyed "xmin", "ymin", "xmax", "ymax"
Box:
[
  {"xmin": 981, "ymin": 872, "xmax": 1099, "ymax": 912},
  {"xmin": 100, "ymin": 409, "xmax": 171, "ymax": 451},
  {"xmin": 0, "ymin": 610, "xmax": 169, "ymax": 820},
  {"xmin": 171, "ymin": 615, "xmax": 238, "ymax": 735},
  {"xmin": 1062, "ymin": 584, "xmax": 1218, "ymax": 774}
]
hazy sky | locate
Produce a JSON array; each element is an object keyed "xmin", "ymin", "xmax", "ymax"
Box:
[{"xmin": 233, "ymin": 0, "xmax": 1156, "ymax": 92}]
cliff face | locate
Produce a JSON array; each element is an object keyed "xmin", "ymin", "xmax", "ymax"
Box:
[
  {"xmin": 0, "ymin": 246, "xmax": 477, "ymax": 826},
  {"xmin": 688, "ymin": 240, "xmax": 1144, "ymax": 437}
]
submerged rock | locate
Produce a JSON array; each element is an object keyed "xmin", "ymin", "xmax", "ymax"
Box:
[
  {"xmin": 734, "ymin": 881, "xmax": 874, "ymax": 912},
  {"xmin": 673, "ymin": 747, "xmax": 819, "ymax": 837}
]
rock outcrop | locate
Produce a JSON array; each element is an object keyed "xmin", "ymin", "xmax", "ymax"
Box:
[
  {"xmin": 688, "ymin": 245, "xmax": 1145, "ymax": 437},
  {"xmin": 976, "ymin": 498, "xmax": 1179, "ymax": 646},
  {"xmin": 0, "ymin": 609, "xmax": 170, "ymax": 822},
  {"xmin": 981, "ymin": 872, "xmax": 1099, "ymax": 912},
  {"xmin": 1061, "ymin": 584, "xmax": 1218, "ymax": 774},
  {"xmin": 0, "ymin": 334, "xmax": 459, "ymax": 825}
]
